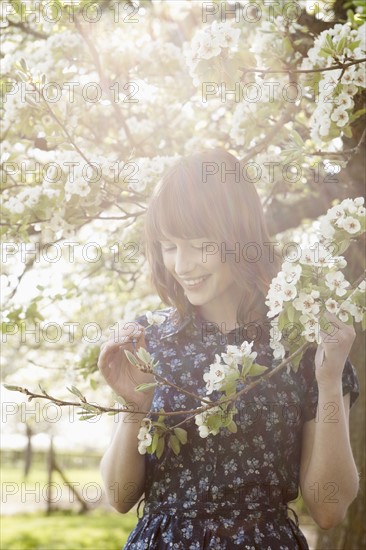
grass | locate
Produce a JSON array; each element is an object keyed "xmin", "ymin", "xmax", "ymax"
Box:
[
  {"xmin": 1, "ymin": 466, "xmax": 105, "ymax": 487},
  {"xmin": 0, "ymin": 509, "xmax": 139, "ymax": 550},
  {"xmin": 1, "ymin": 464, "xmax": 139, "ymax": 549}
]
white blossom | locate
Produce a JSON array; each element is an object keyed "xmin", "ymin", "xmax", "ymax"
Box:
[
  {"xmin": 358, "ymin": 280, "xmax": 366, "ymax": 291},
  {"xmin": 340, "ymin": 198, "xmax": 358, "ymax": 213},
  {"xmin": 137, "ymin": 417, "xmax": 153, "ymax": 454},
  {"xmin": 293, "ymin": 292, "xmax": 320, "ymax": 315},
  {"xmin": 203, "ymin": 358, "xmax": 229, "ymax": 395},
  {"xmin": 336, "ymin": 216, "xmax": 361, "ymax": 234},
  {"xmin": 145, "ymin": 311, "xmax": 166, "ymax": 326},
  {"xmin": 281, "ymin": 262, "xmax": 302, "ymax": 284},
  {"xmin": 331, "ymin": 107, "xmax": 349, "ymax": 127},
  {"xmin": 271, "ymin": 340, "xmax": 285, "ymax": 360},
  {"xmin": 300, "ymin": 315, "xmax": 321, "ymax": 344},
  {"xmin": 265, "ymin": 296, "xmax": 283, "ymax": 318},
  {"xmin": 324, "ymin": 271, "xmax": 350, "ymax": 297},
  {"xmin": 325, "ymin": 298, "xmax": 339, "ymax": 313},
  {"xmin": 335, "ymin": 93, "xmax": 354, "ymax": 110}
]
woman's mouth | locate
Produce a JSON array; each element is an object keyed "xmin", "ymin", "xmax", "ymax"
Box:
[{"xmin": 180, "ymin": 275, "xmax": 211, "ymax": 289}]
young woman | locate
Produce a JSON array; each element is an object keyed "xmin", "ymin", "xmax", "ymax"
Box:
[{"xmin": 98, "ymin": 149, "xmax": 359, "ymax": 549}]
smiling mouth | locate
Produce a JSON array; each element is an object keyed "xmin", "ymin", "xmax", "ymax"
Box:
[{"xmin": 180, "ymin": 275, "xmax": 211, "ymax": 288}]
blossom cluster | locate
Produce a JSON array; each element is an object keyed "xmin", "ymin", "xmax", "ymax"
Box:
[
  {"xmin": 301, "ymin": 22, "xmax": 366, "ymax": 146},
  {"xmin": 127, "ymin": 155, "xmax": 180, "ymax": 194},
  {"xmin": 137, "ymin": 417, "xmax": 153, "ymax": 455},
  {"xmin": 184, "ymin": 20, "xmax": 241, "ymax": 83},
  {"xmin": 2, "ymin": 182, "xmax": 60, "ymax": 215},
  {"xmin": 266, "ymin": 197, "xmax": 366, "ymax": 362},
  {"xmin": 195, "ymin": 341, "xmax": 267, "ymax": 438},
  {"xmin": 319, "ymin": 197, "xmax": 365, "ymax": 239},
  {"xmin": 133, "ymin": 329, "xmax": 266, "ymax": 452},
  {"xmin": 195, "ymin": 399, "xmax": 236, "ymax": 438}
]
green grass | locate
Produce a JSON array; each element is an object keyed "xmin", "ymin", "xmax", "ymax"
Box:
[
  {"xmin": 0, "ymin": 510, "xmax": 138, "ymax": 550},
  {"xmin": 1, "ymin": 466, "xmax": 104, "ymax": 487},
  {"xmin": 1, "ymin": 465, "xmax": 139, "ymax": 549}
]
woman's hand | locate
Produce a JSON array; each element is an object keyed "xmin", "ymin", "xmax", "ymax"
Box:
[
  {"xmin": 98, "ymin": 321, "xmax": 156, "ymax": 410},
  {"xmin": 315, "ymin": 311, "xmax": 356, "ymax": 386}
]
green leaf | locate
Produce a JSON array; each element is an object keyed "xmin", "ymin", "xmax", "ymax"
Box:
[
  {"xmin": 336, "ymin": 37, "xmax": 346, "ymax": 54},
  {"xmin": 290, "ymin": 348, "xmax": 304, "ymax": 372},
  {"xmin": 168, "ymin": 434, "xmax": 180, "ymax": 456},
  {"xmin": 349, "ymin": 108, "xmax": 366, "ymax": 123},
  {"xmin": 287, "ymin": 306, "xmax": 295, "ymax": 323},
  {"xmin": 66, "ymin": 386, "xmax": 85, "ymax": 400},
  {"xmin": 134, "ymin": 382, "xmax": 157, "ymax": 392},
  {"xmin": 207, "ymin": 414, "xmax": 222, "ymax": 431},
  {"xmin": 320, "ymin": 47, "xmax": 335, "ymax": 57},
  {"xmin": 156, "ymin": 436, "xmax": 165, "ymax": 459},
  {"xmin": 78, "ymin": 413, "xmax": 97, "ymax": 421},
  {"xmin": 248, "ymin": 363, "xmax": 268, "ymax": 377},
  {"xmin": 80, "ymin": 403, "xmax": 100, "ymax": 413},
  {"xmin": 173, "ymin": 427, "xmax": 188, "ymax": 445},
  {"xmin": 227, "ymin": 420, "xmax": 237, "ymax": 433},
  {"xmin": 326, "ymin": 34, "xmax": 334, "ymax": 49},
  {"xmin": 278, "ymin": 312, "xmax": 288, "ymax": 332},
  {"xmin": 124, "ymin": 350, "xmax": 140, "ymax": 367},
  {"xmin": 151, "ymin": 433, "xmax": 159, "ymax": 453},
  {"xmin": 114, "ymin": 394, "xmax": 127, "ymax": 406},
  {"xmin": 11, "ymin": 0, "xmax": 23, "ymax": 16},
  {"xmin": 342, "ymin": 125, "xmax": 353, "ymax": 138},
  {"xmin": 337, "ymin": 238, "xmax": 351, "ymax": 255},
  {"xmin": 89, "ymin": 378, "xmax": 97, "ymax": 390},
  {"xmin": 136, "ymin": 347, "xmax": 151, "ymax": 364},
  {"xmin": 20, "ymin": 58, "xmax": 28, "ymax": 71},
  {"xmin": 361, "ymin": 312, "xmax": 366, "ymax": 331},
  {"xmin": 15, "ymin": 67, "xmax": 28, "ymax": 80},
  {"xmin": 3, "ymin": 384, "xmax": 22, "ymax": 392},
  {"xmin": 292, "ymin": 130, "xmax": 304, "ymax": 148}
]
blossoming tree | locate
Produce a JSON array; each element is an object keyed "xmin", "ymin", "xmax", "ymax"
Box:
[{"xmin": 1, "ymin": 0, "xmax": 365, "ymax": 547}]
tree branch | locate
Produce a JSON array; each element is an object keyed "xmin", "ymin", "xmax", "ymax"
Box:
[{"xmin": 240, "ymin": 58, "xmax": 366, "ymax": 77}]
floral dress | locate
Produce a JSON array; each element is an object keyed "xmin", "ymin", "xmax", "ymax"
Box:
[{"xmin": 122, "ymin": 307, "xmax": 359, "ymax": 550}]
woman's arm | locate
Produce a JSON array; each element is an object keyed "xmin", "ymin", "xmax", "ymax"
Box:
[
  {"xmin": 299, "ymin": 312, "xmax": 359, "ymax": 529},
  {"xmin": 100, "ymin": 397, "xmax": 153, "ymax": 514},
  {"xmin": 300, "ymin": 392, "xmax": 359, "ymax": 529},
  {"xmin": 98, "ymin": 323, "xmax": 155, "ymax": 513}
]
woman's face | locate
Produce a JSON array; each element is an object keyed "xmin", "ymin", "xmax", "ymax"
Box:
[{"xmin": 159, "ymin": 234, "xmax": 242, "ymax": 325}]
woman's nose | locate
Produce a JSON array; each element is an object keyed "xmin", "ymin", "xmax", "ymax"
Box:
[{"xmin": 175, "ymin": 246, "xmax": 195, "ymax": 276}]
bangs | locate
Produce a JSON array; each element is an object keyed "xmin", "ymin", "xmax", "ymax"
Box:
[{"xmin": 145, "ymin": 161, "xmax": 223, "ymax": 242}]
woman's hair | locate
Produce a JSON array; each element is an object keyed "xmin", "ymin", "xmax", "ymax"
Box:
[{"xmin": 143, "ymin": 148, "xmax": 281, "ymax": 325}]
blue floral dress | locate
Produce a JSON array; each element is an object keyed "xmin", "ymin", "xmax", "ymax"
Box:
[{"xmin": 123, "ymin": 306, "xmax": 359, "ymax": 550}]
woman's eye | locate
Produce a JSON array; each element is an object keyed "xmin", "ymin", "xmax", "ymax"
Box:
[{"xmin": 161, "ymin": 245, "xmax": 176, "ymax": 252}]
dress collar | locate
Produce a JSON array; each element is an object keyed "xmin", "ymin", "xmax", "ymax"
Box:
[{"xmin": 158, "ymin": 305, "xmax": 270, "ymax": 347}]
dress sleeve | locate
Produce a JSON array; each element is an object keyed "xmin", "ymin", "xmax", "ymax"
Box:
[{"xmin": 298, "ymin": 347, "xmax": 360, "ymax": 422}]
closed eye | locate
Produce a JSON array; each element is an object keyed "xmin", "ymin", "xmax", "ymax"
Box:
[{"xmin": 159, "ymin": 241, "xmax": 176, "ymax": 252}]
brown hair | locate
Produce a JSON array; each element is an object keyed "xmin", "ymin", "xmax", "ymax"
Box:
[{"xmin": 143, "ymin": 148, "xmax": 281, "ymax": 325}]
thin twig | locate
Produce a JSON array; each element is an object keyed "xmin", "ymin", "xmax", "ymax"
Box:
[{"xmin": 240, "ymin": 57, "xmax": 366, "ymax": 76}]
